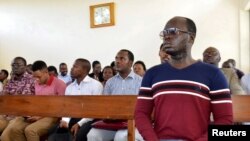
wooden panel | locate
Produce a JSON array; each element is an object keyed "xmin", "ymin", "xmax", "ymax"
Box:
[
  {"xmin": 232, "ymin": 95, "xmax": 250, "ymax": 122},
  {"xmin": 0, "ymin": 95, "xmax": 137, "ymax": 120},
  {"xmin": 2, "ymin": 95, "xmax": 249, "ymax": 141},
  {"xmin": 127, "ymin": 119, "xmax": 135, "ymax": 141}
]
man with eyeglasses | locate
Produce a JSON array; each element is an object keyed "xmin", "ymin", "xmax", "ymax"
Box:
[
  {"xmin": 0, "ymin": 56, "xmax": 36, "ymax": 141},
  {"xmin": 135, "ymin": 16, "xmax": 233, "ymax": 141},
  {"xmin": 1, "ymin": 57, "xmax": 35, "ymax": 95},
  {"xmin": 1, "ymin": 60, "xmax": 66, "ymax": 141}
]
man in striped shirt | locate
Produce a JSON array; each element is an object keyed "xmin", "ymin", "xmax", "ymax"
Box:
[{"xmin": 135, "ymin": 16, "xmax": 233, "ymax": 141}]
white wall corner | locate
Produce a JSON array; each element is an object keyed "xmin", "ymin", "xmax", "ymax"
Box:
[
  {"xmin": 239, "ymin": 10, "xmax": 250, "ymax": 73},
  {"xmin": 241, "ymin": 0, "xmax": 250, "ymax": 10}
]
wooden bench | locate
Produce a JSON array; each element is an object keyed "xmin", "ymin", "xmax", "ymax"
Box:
[
  {"xmin": 0, "ymin": 95, "xmax": 249, "ymax": 141},
  {"xmin": 0, "ymin": 95, "xmax": 137, "ymax": 141},
  {"xmin": 231, "ymin": 95, "xmax": 250, "ymax": 122}
]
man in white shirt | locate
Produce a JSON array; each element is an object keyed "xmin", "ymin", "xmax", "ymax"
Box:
[{"xmin": 48, "ymin": 58, "xmax": 103, "ymax": 141}]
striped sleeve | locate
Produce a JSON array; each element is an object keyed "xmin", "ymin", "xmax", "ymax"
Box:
[
  {"xmin": 210, "ymin": 69, "xmax": 233, "ymax": 124},
  {"xmin": 135, "ymin": 69, "xmax": 158, "ymax": 141},
  {"xmin": 138, "ymin": 69, "xmax": 154, "ymax": 99}
]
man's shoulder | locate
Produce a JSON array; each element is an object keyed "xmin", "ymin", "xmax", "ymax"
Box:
[
  {"xmin": 57, "ymin": 74, "xmax": 64, "ymax": 79},
  {"xmin": 84, "ymin": 76, "xmax": 102, "ymax": 87},
  {"xmin": 220, "ymin": 68, "xmax": 235, "ymax": 75},
  {"xmin": 23, "ymin": 73, "xmax": 35, "ymax": 80},
  {"xmin": 241, "ymin": 73, "xmax": 250, "ymax": 81},
  {"xmin": 53, "ymin": 77, "xmax": 67, "ymax": 86},
  {"xmin": 130, "ymin": 71, "xmax": 142, "ymax": 80},
  {"xmin": 88, "ymin": 73, "xmax": 94, "ymax": 77},
  {"xmin": 134, "ymin": 73, "xmax": 142, "ymax": 80},
  {"xmin": 89, "ymin": 76, "xmax": 102, "ymax": 84},
  {"xmin": 197, "ymin": 61, "xmax": 221, "ymax": 72},
  {"xmin": 107, "ymin": 74, "xmax": 119, "ymax": 81},
  {"xmin": 147, "ymin": 63, "xmax": 165, "ymax": 72}
]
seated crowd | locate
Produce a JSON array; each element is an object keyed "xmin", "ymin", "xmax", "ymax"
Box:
[
  {"xmin": 0, "ymin": 17, "xmax": 249, "ymax": 141},
  {"xmin": 0, "ymin": 47, "xmax": 248, "ymax": 141}
]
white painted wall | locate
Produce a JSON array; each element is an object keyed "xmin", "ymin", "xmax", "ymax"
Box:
[{"xmin": 0, "ymin": 0, "xmax": 249, "ymax": 74}]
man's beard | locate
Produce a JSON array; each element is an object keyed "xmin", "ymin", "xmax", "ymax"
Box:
[
  {"xmin": 164, "ymin": 46, "xmax": 187, "ymax": 61},
  {"xmin": 61, "ymin": 72, "xmax": 67, "ymax": 76}
]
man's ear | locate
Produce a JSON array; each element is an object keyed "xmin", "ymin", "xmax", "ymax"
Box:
[
  {"xmin": 129, "ymin": 61, "xmax": 134, "ymax": 68},
  {"xmin": 189, "ymin": 33, "xmax": 195, "ymax": 43},
  {"xmin": 218, "ymin": 56, "xmax": 221, "ymax": 62}
]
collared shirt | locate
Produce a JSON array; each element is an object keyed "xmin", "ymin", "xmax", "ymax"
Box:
[
  {"xmin": 103, "ymin": 71, "xmax": 142, "ymax": 95},
  {"xmin": 35, "ymin": 76, "xmax": 66, "ymax": 95},
  {"xmin": 62, "ymin": 75, "xmax": 103, "ymax": 126},
  {"xmin": 58, "ymin": 74, "xmax": 72, "ymax": 85},
  {"xmin": 2, "ymin": 72, "xmax": 35, "ymax": 95},
  {"xmin": 241, "ymin": 73, "xmax": 250, "ymax": 94}
]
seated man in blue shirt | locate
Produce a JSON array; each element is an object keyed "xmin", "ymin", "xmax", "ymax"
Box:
[{"xmin": 87, "ymin": 49, "xmax": 144, "ymax": 141}]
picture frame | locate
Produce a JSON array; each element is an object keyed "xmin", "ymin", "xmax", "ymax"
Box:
[{"xmin": 90, "ymin": 2, "xmax": 115, "ymax": 28}]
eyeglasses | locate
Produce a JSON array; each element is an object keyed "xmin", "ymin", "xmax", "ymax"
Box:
[
  {"xmin": 159, "ymin": 27, "xmax": 193, "ymax": 39},
  {"xmin": 11, "ymin": 63, "xmax": 25, "ymax": 67}
]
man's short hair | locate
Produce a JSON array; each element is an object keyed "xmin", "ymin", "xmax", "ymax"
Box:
[
  {"xmin": 110, "ymin": 61, "xmax": 115, "ymax": 67},
  {"xmin": 48, "ymin": 66, "xmax": 58, "ymax": 75},
  {"xmin": 92, "ymin": 60, "xmax": 101, "ymax": 68},
  {"xmin": 59, "ymin": 62, "xmax": 67, "ymax": 68},
  {"xmin": 14, "ymin": 57, "xmax": 27, "ymax": 66},
  {"xmin": 185, "ymin": 17, "xmax": 196, "ymax": 35},
  {"xmin": 32, "ymin": 60, "xmax": 47, "ymax": 72},
  {"xmin": 1, "ymin": 69, "xmax": 9, "ymax": 78},
  {"xmin": 76, "ymin": 58, "xmax": 91, "ymax": 73},
  {"xmin": 120, "ymin": 49, "xmax": 134, "ymax": 62}
]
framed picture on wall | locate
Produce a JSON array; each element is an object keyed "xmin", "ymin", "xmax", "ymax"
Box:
[{"xmin": 89, "ymin": 2, "xmax": 115, "ymax": 28}]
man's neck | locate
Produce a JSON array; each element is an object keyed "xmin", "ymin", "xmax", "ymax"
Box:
[
  {"xmin": 118, "ymin": 69, "xmax": 131, "ymax": 79},
  {"xmin": 61, "ymin": 73, "xmax": 67, "ymax": 77},
  {"xmin": 205, "ymin": 62, "xmax": 218, "ymax": 68},
  {"xmin": 76, "ymin": 75, "xmax": 86, "ymax": 85},
  {"xmin": 94, "ymin": 72, "xmax": 99, "ymax": 76},
  {"xmin": 169, "ymin": 56, "xmax": 196, "ymax": 69},
  {"xmin": 13, "ymin": 73, "xmax": 25, "ymax": 81},
  {"xmin": 212, "ymin": 63, "xmax": 219, "ymax": 68},
  {"xmin": 44, "ymin": 75, "xmax": 52, "ymax": 85}
]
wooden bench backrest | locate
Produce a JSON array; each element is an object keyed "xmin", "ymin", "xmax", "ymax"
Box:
[
  {"xmin": 0, "ymin": 95, "xmax": 249, "ymax": 141},
  {"xmin": 0, "ymin": 95, "xmax": 137, "ymax": 141},
  {"xmin": 0, "ymin": 95, "xmax": 137, "ymax": 119}
]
